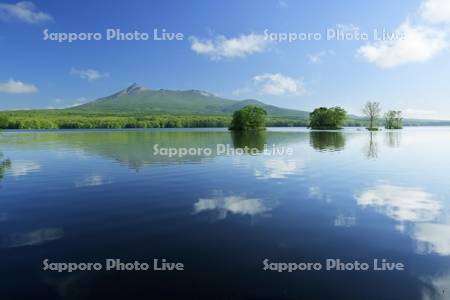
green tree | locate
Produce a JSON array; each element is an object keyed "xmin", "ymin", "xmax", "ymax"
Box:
[
  {"xmin": 309, "ymin": 107, "xmax": 347, "ymax": 130},
  {"xmin": 385, "ymin": 110, "xmax": 403, "ymax": 129},
  {"xmin": 229, "ymin": 105, "xmax": 267, "ymax": 131},
  {"xmin": 0, "ymin": 115, "xmax": 9, "ymax": 129},
  {"xmin": 363, "ymin": 101, "xmax": 381, "ymax": 130}
]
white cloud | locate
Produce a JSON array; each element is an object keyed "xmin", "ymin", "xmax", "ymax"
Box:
[
  {"xmin": 357, "ymin": 0, "xmax": 450, "ymax": 69},
  {"xmin": 357, "ymin": 21, "xmax": 448, "ymax": 68},
  {"xmin": 308, "ymin": 50, "xmax": 335, "ymax": 64},
  {"xmin": 70, "ymin": 68, "xmax": 109, "ymax": 81},
  {"xmin": 189, "ymin": 33, "xmax": 270, "ymax": 60},
  {"xmin": 253, "ymin": 73, "xmax": 306, "ymax": 96},
  {"xmin": 0, "ymin": 1, "xmax": 53, "ymax": 24},
  {"xmin": 0, "ymin": 79, "xmax": 37, "ymax": 94},
  {"xmin": 420, "ymin": 0, "xmax": 450, "ymax": 24}
]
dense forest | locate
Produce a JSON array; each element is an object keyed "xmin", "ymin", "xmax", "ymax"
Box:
[{"xmin": 0, "ymin": 110, "xmax": 311, "ymax": 129}]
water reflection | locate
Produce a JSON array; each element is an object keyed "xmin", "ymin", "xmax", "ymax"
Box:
[
  {"xmin": 363, "ymin": 132, "xmax": 379, "ymax": 159},
  {"xmin": 231, "ymin": 130, "xmax": 267, "ymax": 152},
  {"xmin": 254, "ymin": 159, "xmax": 299, "ymax": 179},
  {"xmin": 1, "ymin": 128, "xmax": 450, "ymax": 299},
  {"xmin": 1, "ymin": 227, "xmax": 63, "ymax": 248},
  {"xmin": 194, "ymin": 191, "xmax": 275, "ymax": 219},
  {"xmin": 356, "ymin": 182, "xmax": 450, "ymax": 258},
  {"xmin": 422, "ymin": 273, "xmax": 450, "ymax": 300},
  {"xmin": 75, "ymin": 174, "xmax": 112, "ymax": 187},
  {"xmin": 8, "ymin": 160, "xmax": 40, "ymax": 177},
  {"xmin": 385, "ymin": 131, "xmax": 402, "ymax": 148},
  {"xmin": 0, "ymin": 152, "xmax": 11, "ymax": 181},
  {"xmin": 334, "ymin": 213, "xmax": 356, "ymax": 227},
  {"xmin": 309, "ymin": 131, "xmax": 346, "ymax": 152},
  {"xmin": 0, "ymin": 130, "xmax": 311, "ymax": 171},
  {"xmin": 308, "ymin": 186, "xmax": 322, "ymax": 199},
  {"xmin": 414, "ymin": 222, "xmax": 450, "ymax": 256},
  {"xmin": 0, "ymin": 131, "xmax": 233, "ymax": 169},
  {"xmin": 356, "ymin": 183, "xmax": 441, "ymax": 223}
]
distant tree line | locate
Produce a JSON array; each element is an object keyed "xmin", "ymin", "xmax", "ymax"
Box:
[
  {"xmin": 0, "ymin": 114, "xmax": 230, "ymax": 129},
  {"xmin": 1, "ymin": 103, "xmax": 447, "ymax": 130},
  {"xmin": 0, "ymin": 112, "xmax": 310, "ymax": 130}
]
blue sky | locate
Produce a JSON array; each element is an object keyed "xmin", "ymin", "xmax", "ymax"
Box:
[{"xmin": 1, "ymin": 0, "xmax": 450, "ymax": 119}]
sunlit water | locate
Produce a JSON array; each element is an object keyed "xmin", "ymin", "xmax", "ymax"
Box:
[{"xmin": 1, "ymin": 128, "xmax": 450, "ymax": 299}]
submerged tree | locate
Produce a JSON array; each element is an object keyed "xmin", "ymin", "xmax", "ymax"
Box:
[
  {"xmin": 229, "ymin": 105, "xmax": 267, "ymax": 131},
  {"xmin": 309, "ymin": 107, "xmax": 347, "ymax": 130},
  {"xmin": 363, "ymin": 101, "xmax": 381, "ymax": 131},
  {"xmin": 385, "ymin": 110, "xmax": 403, "ymax": 129}
]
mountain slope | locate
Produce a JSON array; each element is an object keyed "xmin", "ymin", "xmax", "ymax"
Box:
[{"xmin": 70, "ymin": 83, "xmax": 309, "ymax": 118}]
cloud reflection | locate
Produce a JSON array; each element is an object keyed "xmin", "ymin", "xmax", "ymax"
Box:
[
  {"xmin": 8, "ymin": 160, "xmax": 40, "ymax": 177},
  {"xmin": 334, "ymin": 213, "xmax": 356, "ymax": 227},
  {"xmin": 356, "ymin": 182, "xmax": 450, "ymax": 256},
  {"xmin": 194, "ymin": 194, "xmax": 273, "ymax": 219},
  {"xmin": 255, "ymin": 159, "xmax": 298, "ymax": 179},
  {"xmin": 355, "ymin": 183, "xmax": 441, "ymax": 223},
  {"xmin": 2, "ymin": 227, "xmax": 63, "ymax": 248},
  {"xmin": 414, "ymin": 223, "xmax": 450, "ymax": 256},
  {"xmin": 421, "ymin": 273, "xmax": 450, "ymax": 300},
  {"xmin": 75, "ymin": 175, "xmax": 111, "ymax": 187}
]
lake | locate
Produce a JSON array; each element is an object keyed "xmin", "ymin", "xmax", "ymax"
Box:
[{"xmin": 1, "ymin": 127, "xmax": 449, "ymax": 299}]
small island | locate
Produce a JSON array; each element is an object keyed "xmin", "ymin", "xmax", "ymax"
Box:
[
  {"xmin": 229, "ymin": 105, "xmax": 267, "ymax": 131},
  {"xmin": 308, "ymin": 107, "xmax": 347, "ymax": 130}
]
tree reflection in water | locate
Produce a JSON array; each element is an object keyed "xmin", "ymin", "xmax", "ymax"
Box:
[
  {"xmin": 363, "ymin": 132, "xmax": 379, "ymax": 159},
  {"xmin": 231, "ymin": 130, "xmax": 268, "ymax": 152},
  {"xmin": 385, "ymin": 131, "xmax": 402, "ymax": 148},
  {"xmin": 309, "ymin": 131, "xmax": 346, "ymax": 152},
  {"xmin": 0, "ymin": 152, "xmax": 11, "ymax": 181}
]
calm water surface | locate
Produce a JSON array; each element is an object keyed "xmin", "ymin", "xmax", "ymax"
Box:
[{"xmin": 1, "ymin": 128, "xmax": 450, "ymax": 299}]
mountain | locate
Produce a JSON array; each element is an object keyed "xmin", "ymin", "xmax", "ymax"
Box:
[{"xmin": 70, "ymin": 83, "xmax": 310, "ymax": 118}]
